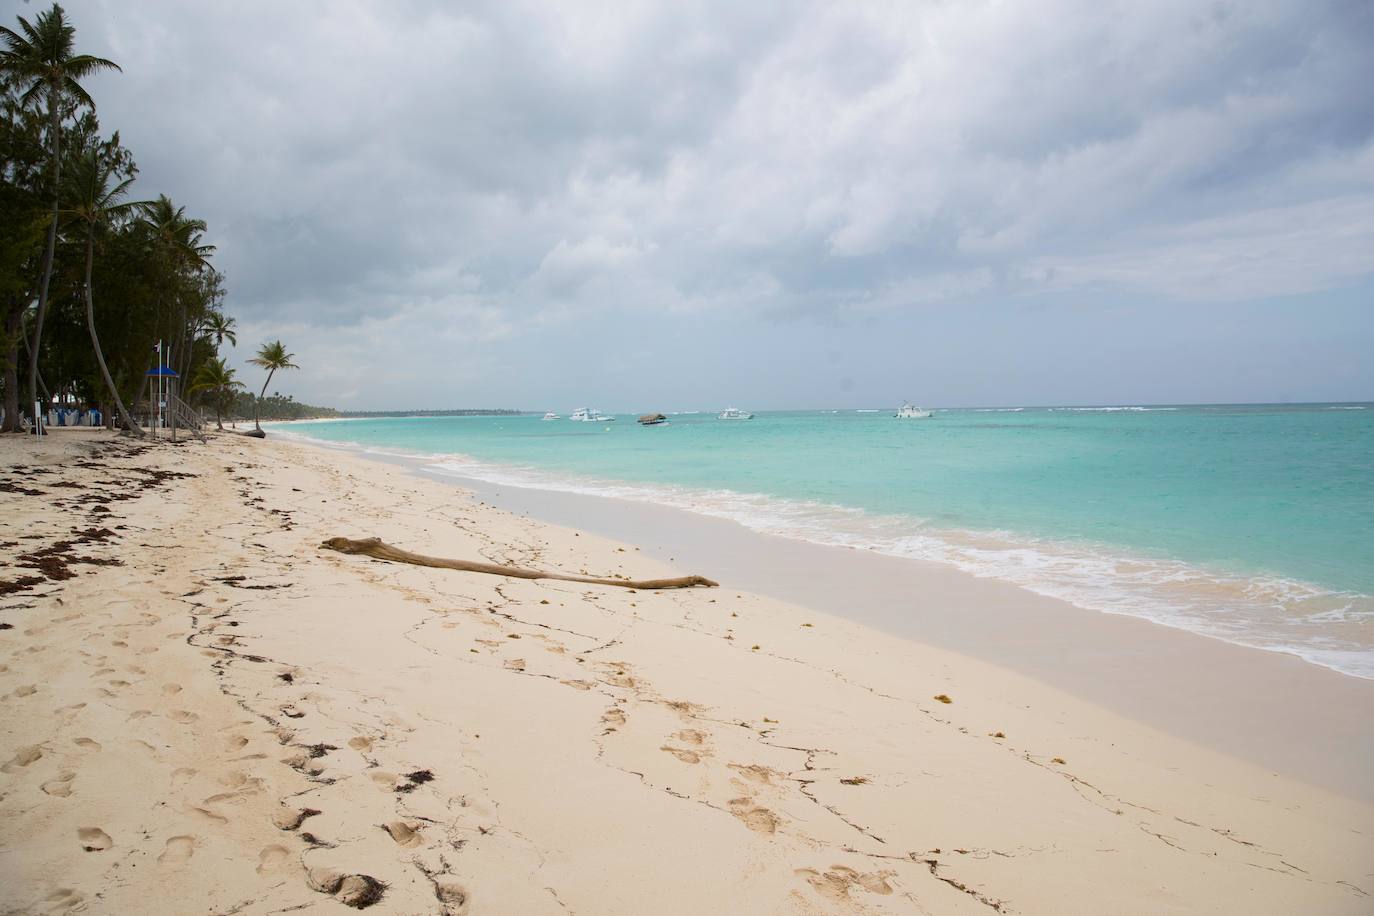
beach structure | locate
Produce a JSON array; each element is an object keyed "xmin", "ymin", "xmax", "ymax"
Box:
[
  {"xmin": 143, "ymin": 364, "xmax": 207, "ymax": 440},
  {"xmin": 637, "ymin": 413, "xmax": 668, "ymax": 425}
]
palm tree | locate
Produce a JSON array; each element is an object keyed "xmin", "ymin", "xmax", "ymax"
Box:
[
  {"xmin": 247, "ymin": 340, "xmax": 298, "ymax": 433},
  {"xmin": 204, "ymin": 310, "xmax": 237, "ymax": 352},
  {"xmin": 140, "ymin": 194, "xmax": 215, "ymax": 378},
  {"xmin": 64, "ymin": 137, "xmax": 145, "ymax": 435},
  {"xmin": 0, "ymin": 3, "xmax": 119, "ymax": 423},
  {"xmin": 189, "ymin": 356, "xmax": 242, "ymax": 430}
]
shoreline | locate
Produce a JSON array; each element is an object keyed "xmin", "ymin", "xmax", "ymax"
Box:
[
  {"xmin": 3, "ymin": 429, "xmax": 1371, "ymax": 913},
  {"xmin": 263, "ymin": 419, "xmax": 1374, "ymax": 682},
  {"xmin": 277, "ymin": 428, "xmax": 1374, "ymax": 802}
]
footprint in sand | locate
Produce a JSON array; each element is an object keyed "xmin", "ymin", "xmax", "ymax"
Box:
[
  {"xmin": 42, "ymin": 772, "xmax": 76, "ymax": 797},
  {"xmin": 674, "ymin": 729, "xmax": 707, "ymax": 745},
  {"xmin": 796, "ymin": 866, "xmax": 895, "ymax": 900},
  {"xmin": 256, "ymin": 844, "xmax": 289, "ymax": 874},
  {"xmin": 661, "ymin": 746, "xmax": 703, "ymax": 764},
  {"xmin": 170, "ymin": 767, "xmax": 197, "ymax": 785},
  {"xmin": 14, "ymin": 684, "xmax": 36, "ymax": 697},
  {"xmin": 728, "ymin": 763, "xmax": 780, "ymax": 785},
  {"xmin": 169, "ymin": 710, "xmax": 199, "ymax": 723},
  {"xmin": 157, "ymin": 835, "xmax": 195, "ymax": 865},
  {"xmin": 433, "ymin": 878, "xmax": 469, "ymax": 914},
  {"xmin": 162, "ymin": 683, "xmax": 182, "ymax": 696},
  {"xmin": 42, "ymin": 888, "xmax": 84, "ymax": 912},
  {"xmin": 3, "ymin": 744, "xmax": 43, "ymax": 772},
  {"xmin": 383, "ymin": 820, "xmax": 423, "ymax": 847},
  {"xmin": 307, "ymin": 868, "xmax": 387, "ymax": 907},
  {"xmin": 347, "ymin": 735, "xmax": 373, "ymax": 752},
  {"xmin": 369, "ymin": 771, "xmax": 400, "ymax": 790},
  {"xmin": 601, "ymin": 707, "xmax": 627, "ymax": 727},
  {"xmin": 77, "ymin": 827, "xmax": 112, "ymax": 851},
  {"xmin": 728, "ymin": 798, "xmax": 780, "ymax": 835},
  {"xmin": 72, "ymin": 737, "xmax": 101, "ymax": 751},
  {"xmin": 128, "ymin": 709, "xmax": 151, "ymax": 720},
  {"xmin": 272, "ymin": 806, "xmax": 321, "ymax": 831},
  {"xmin": 188, "ymin": 806, "xmax": 228, "ymax": 825},
  {"xmin": 504, "ymin": 658, "xmax": 527, "ymax": 671}
]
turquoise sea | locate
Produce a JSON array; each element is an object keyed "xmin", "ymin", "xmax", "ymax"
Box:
[{"xmin": 277, "ymin": 404, "xmax": 1374, "ymax": 678}]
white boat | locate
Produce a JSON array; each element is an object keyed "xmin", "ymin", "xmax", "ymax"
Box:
[
  {"xmin": 895, "ymin": 404, "xmax": 933, "ymax": 419},
  {"xmin": 542, "ymin": 411, "xmax": 559, "ymax": 421},
  {"xmin": 718, "ymin": 407, "xmax": 753, "ymax": 420},
  {"xmin": 570, "ymin": 408, "xmax": 615, "ymax": 422}
]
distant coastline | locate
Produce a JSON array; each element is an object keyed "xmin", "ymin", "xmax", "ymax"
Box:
[{"xmin": 335, "ymin": 408, "xmax": 524, "ymax": 418}]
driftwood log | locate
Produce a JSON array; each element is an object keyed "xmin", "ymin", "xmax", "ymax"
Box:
[{"xmin": 321, "ymin": 537, "xmax": 718, "ymax": 590}]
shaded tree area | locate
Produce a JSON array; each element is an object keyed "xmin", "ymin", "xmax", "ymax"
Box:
[{"xmin": 1, "ymin": 4, "xmax": 241, "ymax": 434}]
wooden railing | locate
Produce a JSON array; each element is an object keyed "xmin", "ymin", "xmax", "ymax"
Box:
[{"xmin": 167, "ymin": 394, "xmax": 208, "ymax": 440}]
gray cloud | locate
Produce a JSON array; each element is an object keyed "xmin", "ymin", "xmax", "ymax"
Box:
[{"xmin": 26, "ymin": 0, "xmax": 1374, "ymax": 407}]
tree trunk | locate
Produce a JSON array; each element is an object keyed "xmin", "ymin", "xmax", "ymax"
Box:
[
  {"xmin": 27, "ymin": 85, "xmax": 63, "ymax": 423},
  {"xmin": 82, "ymin": 234, "xmax": 142, "ymax": 436},
  {"xmin": 254, "ymin": 368, "xmax": 276, "ymax": 431},
  {"xmin": 2, "ymin": 299, "xmax": 22, "ymax": 433}
]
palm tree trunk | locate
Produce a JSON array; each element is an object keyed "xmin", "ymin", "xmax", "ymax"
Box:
[
  {"xmin": 82, "ymin": 233, "xmax": 142, "ymax": 437},
  {"xmin": 27, "ymin": 85, "xmax": 62, "ymax": 424},
  {"xmin": 2, "ymin": 297, "xmax": 22, "ymax": 433},
  {"xmin": 254, "ymin": 368, "xmax": 276, "ymax": 431}
]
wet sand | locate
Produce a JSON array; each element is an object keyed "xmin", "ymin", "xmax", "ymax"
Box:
[{"xmin": 438, "ymin": 469, "xmax": 1374, "ymax": 802}]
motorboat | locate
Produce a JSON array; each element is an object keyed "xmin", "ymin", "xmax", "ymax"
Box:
[
  {"xmin": 718, "ymin": 407, "xmax": 753, "ymax": 420},
  {"xmin": 570, "ymin": 408, "xmax": 614, "ymax": 422},
  {"xmin": 638, "ymin": 413, "xmax": 668, "ymax": 426},
  {"xmin": 542, "ymin": 411, "xmax": 560, "ymax": 420},
  {"xmin": 895, "ymin": 404, "xmax": 933, "ymax": 419}
]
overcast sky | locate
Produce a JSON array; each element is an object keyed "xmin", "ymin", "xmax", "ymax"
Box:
[{"xmin": 18, "ymin": 0, "xmax": 1374, "ymax": 409}]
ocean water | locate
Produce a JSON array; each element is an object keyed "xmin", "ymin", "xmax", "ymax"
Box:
[{"xmin": 276, "ymin": 404, "xmax": 1374, "ymax": 678}]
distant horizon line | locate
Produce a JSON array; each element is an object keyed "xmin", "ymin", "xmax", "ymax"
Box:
[{"xmin": 312, "ymin": 399, "xmax": 1373, "ymax": 416}]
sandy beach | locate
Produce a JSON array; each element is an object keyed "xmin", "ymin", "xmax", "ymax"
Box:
[{"xmin": 2, "ymin": 430, "xmax": 1372, "ymax": 914}]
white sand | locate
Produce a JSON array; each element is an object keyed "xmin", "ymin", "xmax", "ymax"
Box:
[{"xmin": 1, "ymin": 430, "xmax": 1370, "ymax": 914}]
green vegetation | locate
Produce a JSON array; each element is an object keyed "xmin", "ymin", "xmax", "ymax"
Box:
[
  {"xmin": 228, "ymin": 392, "xmax": 338, "ymax": 422},
  {"xmin": 0, "ymin": 3, "xmax": 298, "ymax": 435},
  {"xmin": 246, "ymin": 340, "xmax": 298, "ymax": 432}
]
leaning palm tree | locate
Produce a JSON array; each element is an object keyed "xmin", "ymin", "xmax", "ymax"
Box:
[
  {"xmin": 247, "ymin": 340, "xmax": 298, "ymax": 432},
  {"xmin": 63, "ymin": 137, "xmax": 146, "ymax": 436},
  {"xmin": 204, "ymin": 310, "xmax": 237, "ymax": 353},
  {"xmin": 189, "ymin": 356, "xmax": 242, "ymax": 430},
  {"xmin": 0, "ymin": 3, "xmax": 119, "ymax": 422}
]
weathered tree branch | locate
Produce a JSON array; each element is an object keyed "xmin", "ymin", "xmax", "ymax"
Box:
[{"xmin": 321, "ymin": 537, "xmax": 719, "ymax": 590}]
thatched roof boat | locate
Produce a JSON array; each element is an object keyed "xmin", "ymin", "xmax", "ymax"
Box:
[{"xmin": 637, "ymin": 413, "xmax": 668, "ymax": 426}]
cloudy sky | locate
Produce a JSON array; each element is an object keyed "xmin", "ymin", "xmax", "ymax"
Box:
[{"xmin": 21, "ymin": 0, "xmax": 1374, "ymax": 409}]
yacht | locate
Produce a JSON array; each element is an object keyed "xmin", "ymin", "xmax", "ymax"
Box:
[
  {"xmin": 718, "ymin": 407, "xmax": 753, "ymax": 420},
  {"xmin": 570, "ymin": 408, "xmax": 615, "ymax": 422},
  {"xmin": 542, "ymin": 411, "xmax": 559, "ymax": 421},
  {"xmin": 895, "ymin": 404, "xmax": 933, "ymax": 419}
]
